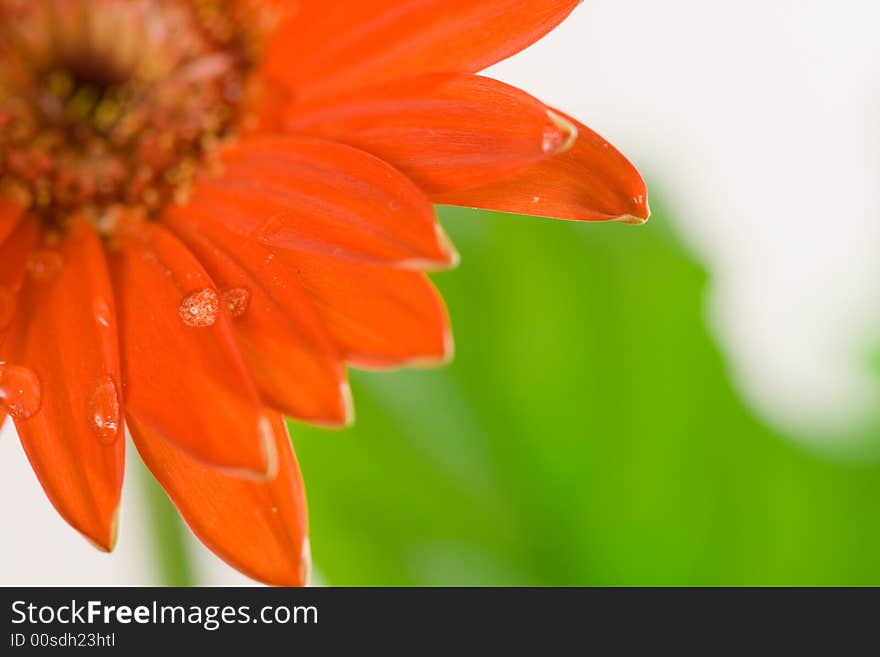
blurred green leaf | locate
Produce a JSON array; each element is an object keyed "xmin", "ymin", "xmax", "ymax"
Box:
[
  {"xmin": 140, "ymin": 459, "xmax": 195, "ymax": 587},
  {"xmin": 291, "ymin": 202, "xmax": 880, "ymax": 586}
]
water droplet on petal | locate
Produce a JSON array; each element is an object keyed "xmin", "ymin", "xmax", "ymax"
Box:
[
  {"xmin": 0, "ymin": 287, "xmax": 16, "ymax": 330},
  {"xmin": 27, "ymin": 250, "xmax": 64, "ymax": 281},
  {"xmin": 89, "ymin": 376, "xmax": 120, "ymax": 443},
  {"xmin": 93, "ymin": 298, "xmax": 112, "ymax": 329},
  {"xmin": 221, "ymin": 287, "xmax": 250, "ymax": 318},
  {"xmin": 0, "ymin": 364, "xmax": 41, "ymax": 420},
  {"xmin": 178, "ymin": 288, "xmax": 219, "ymax": 327},
  {"xmin": 542, "ymin": 125, "xmax": 566, "ymax": 154},
  {"xmin": 543, "ymin": 110, "xmax": 578, "ymax": 155}
]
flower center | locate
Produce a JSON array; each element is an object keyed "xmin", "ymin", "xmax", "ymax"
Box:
[{"xmin": 0, "ymin": 0, "xmax": 265, "ymax": 234}]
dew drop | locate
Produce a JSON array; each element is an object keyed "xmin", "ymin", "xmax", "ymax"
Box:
[
  {"xmin": 88, "ymin": 376, "xmax": 120, "ymax": 443},
  {"xmin": 178, "ymin": 288, "xmax": 219, "ymax": 327},
  {"xmin": 93, "ymin": 298, "xmax": 112, "ymax": 329},
  {"xmin": 221, "ymin": 287, "xmax": 250, "ymax": 319},
  {"xmin": 0, "ymin": 287, "xmax": 16, "ymax": 330},
  {"xmin": 542, "ymin": 125, "xmax": 566, "ymax": 154},
  {"xmin": 0, "ymin": 364, "xmax": 41, "ymax": 420},
  {"xmin": 26, "ymin": 250, "xmax": 64, "ymax": 281}
]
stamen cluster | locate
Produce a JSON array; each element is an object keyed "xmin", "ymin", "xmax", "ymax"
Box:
[{"xmin": 0, "ymin": 0, "xmax": 260, "ymax": 233}]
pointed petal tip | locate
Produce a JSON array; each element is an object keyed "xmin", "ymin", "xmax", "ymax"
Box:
[
  {"xmin": 256, "ymin": 416, "xmax": 281, "ymax": 482},
  {"xmin": 436, "ymin": 224, "xmax": 461, "ymax": 269},
  {"xmin": 297, "ymin": 380, "xmax": 356, "ymax": 430},
  {"xmin": 300, "ymin": 536, "xmax": 312, "ymax": 587},
  {"xmin": 440, "ymin": 324, "xmax": 456, "ymax": 365},
  {"xmin": 199, "ymin": 417, "xmax": 281, "ymax": 484},
  {"xmin": 396, "ymin": 224, "xmax": 460, "ymax": 271},
  {"xmin": 83, "ymin": 537, "xmax": 113, "ymax": 553},
  {"xmin": 339, "ymin": 381, "xmax": 356, "ymax": 428},
  {"xmin": 346, "ymin": 325, "xmax": 455, "ymax": 372},
  {"xmin": 614, "ymin": 193, "xmax": 651, "ymax": 225},
  {"xmin": 108, "ymin": 506, "xmax": 121, "ymax": 552},
  {"xmin": 270, "ymin": 535, "xmax": 311, "ymax": 588},
  {"xmin": 258, "ymin": 535, "xmax": 311, "ymax": 587},
  {"xmin": 81, "ymin": 505, "xmax": 121, "ymax": 553},
  {"xmin": 401, "ymin": 323, "xmax": 456, "ymax": 369}
]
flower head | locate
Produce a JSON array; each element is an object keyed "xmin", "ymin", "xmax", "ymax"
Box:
[{"xmin": 0, "ymin": 0, "xmax": 647, "ymax": 585}]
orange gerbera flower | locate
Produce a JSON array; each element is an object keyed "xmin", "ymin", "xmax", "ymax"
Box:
[{"xmin": 0, "ymin": 0, "xmax": 648, "ymax": 585}]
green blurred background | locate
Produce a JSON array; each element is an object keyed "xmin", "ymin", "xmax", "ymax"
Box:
[{"xmin": 149, "ymin": 200, "xmax": 880, "ymax": 586}]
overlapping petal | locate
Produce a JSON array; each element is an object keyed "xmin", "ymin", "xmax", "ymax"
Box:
[
  {"xmin": 165, "ymin": 204, "xmax": 352, "ymax": 426},
  {"xmin": 130, "ymin": 412, "xmax": 309, "ymax": 587},
  {"xmin": 5, "ymin": 217, "xmax": 124, "ymax": 550},
  {"xmin": 192, "ymin": 136, "xmax": 457, "ymax": 268},
  {"xmin": 0, "ymin": 206, "xmax": 29, "ymax": 476},
  {"xmin": 263, "ymin": 0, "xmax": 582, "ymax": 101},
  {"xmin": 435, "ymin": 111, "xmax": 650, "ymax": 223},
  {"xmin": 0, "ymin": 215, "xmax": 38, "ymax": 343},
  {"xmin": 286, "ymin": 73, "xmax": 576, "ymax": 194},
  {"xmin": 111, "ymin": 221, "xmax": 275, "ymax": 478},
  {"xmin": 271, "ymin": 249, "xmax": 452, "ymax": 370}
]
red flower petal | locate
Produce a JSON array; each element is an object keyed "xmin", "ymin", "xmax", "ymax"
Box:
[
  {"xmin": 263, "ymin": 0, "xmax": 582, "ymax": 101},
  {"xmin": 286, "ymin": 73, "xmax": 576, "ymax": 195},
  {"xmin": 165, "ymin": 205, "xmax": 352, "ymax": 427},
  {"xmin": 130, "ymin": 412, "xmax": 309, "ymax": 587},
  {"xmin": 5, "ymin": 218, "xmax": 124, "ymax": 550},
  {"xmin": 273, "ymin": 249, "xmax": 452, "ymax": 370},
  {"xmin": 435, "ymin": 110, "xmax": 650, "ymax": 223},
  {"xmin": 0, "ymin": 198, "xmax": 23, "ymax": 246},
  {"xmin": 191, "ymin": 136, "xmax": 456, "ymax": 268},
  {"xmin": 0, "ymin": 216, "xmax": 38, "ymax": 344},
  {"xmin": 111, "ymin": 221, "xmax": 275, "ymax": 478}
]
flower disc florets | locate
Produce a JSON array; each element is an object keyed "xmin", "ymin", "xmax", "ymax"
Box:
[{"xmin": 0, "ymin": 0, "xmax": 266, "ymax": 234}]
